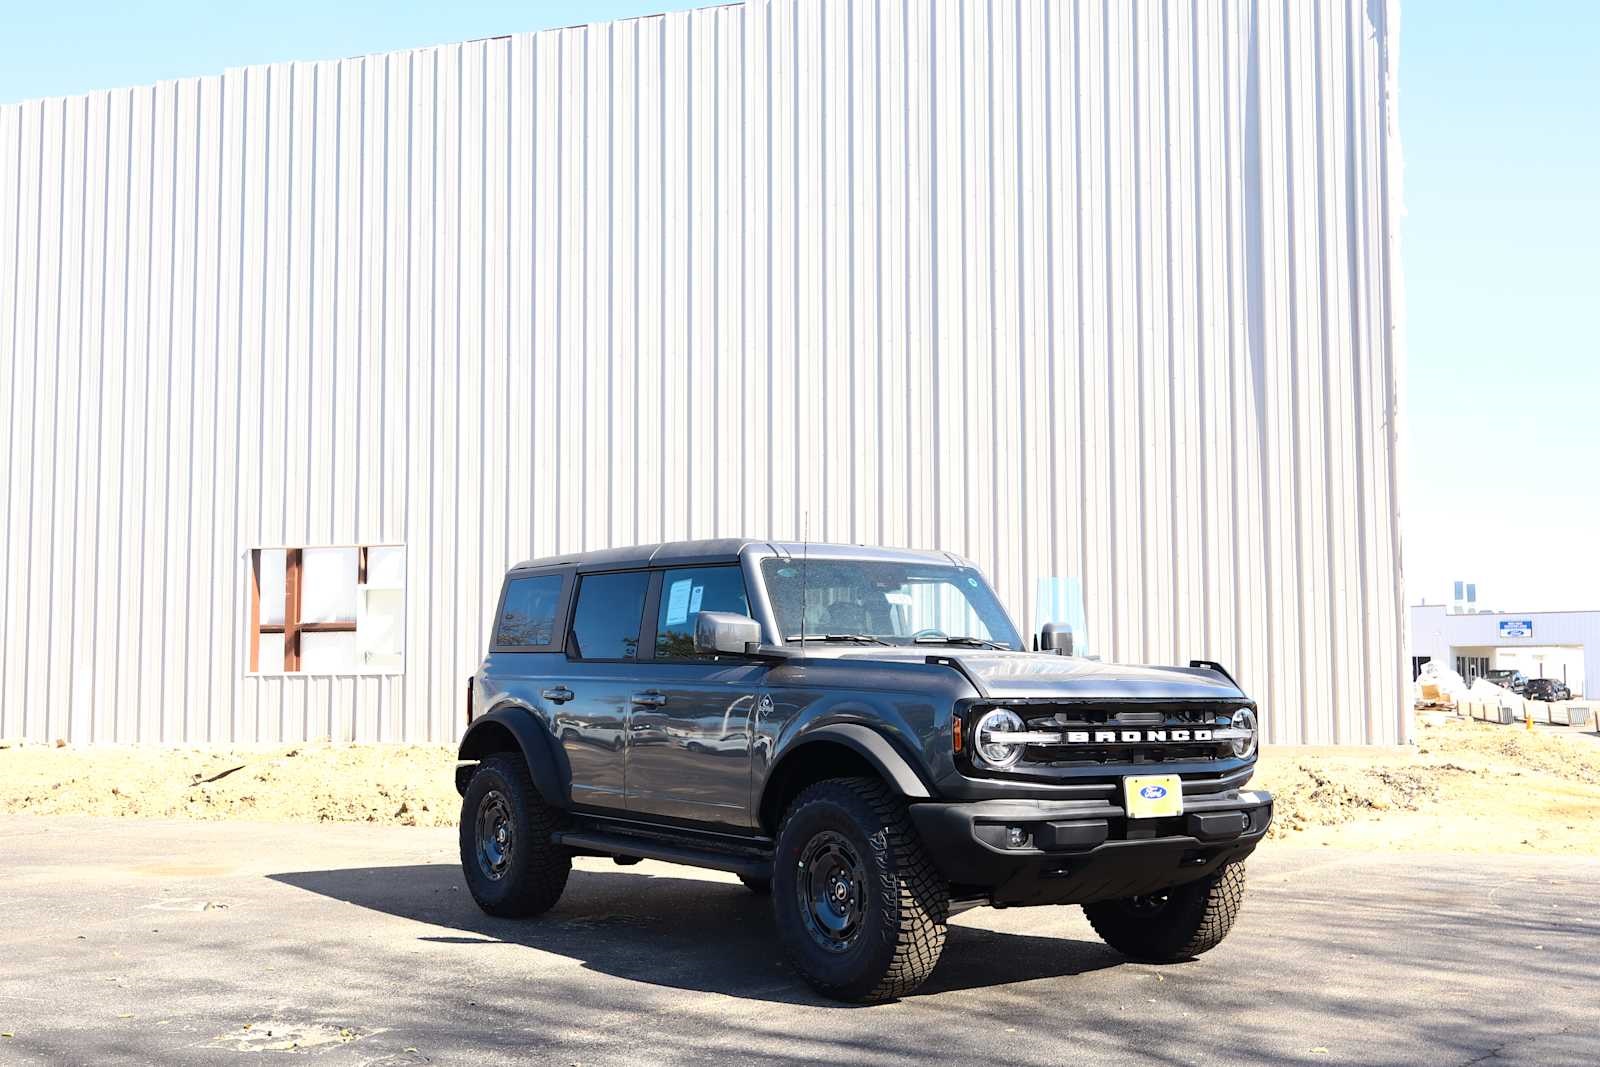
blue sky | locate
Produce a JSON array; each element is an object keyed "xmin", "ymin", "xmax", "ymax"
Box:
[
  {"xmin": 3, "ymin": 1, "xmax": 1595, "ymax": 611},
  {"xmin": 0, "ymin": 2, "xmax": 699, "ymax": 103},
  {"xmin": 1401, "ymin": 1, "xmax": 1599, "ymax": 610}
]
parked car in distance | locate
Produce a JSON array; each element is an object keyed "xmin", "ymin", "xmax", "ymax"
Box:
[
  {"xmin": 455, "ymin": 540, "xmax": 1271, "ymax": 1002},
  {"xmin": 1522, "ymin": 677, "xmax": 1571, "ymax": 702},
  {"xmin": 1484, "ymin": 669, "xmax": 1528, "ymax": 695}
]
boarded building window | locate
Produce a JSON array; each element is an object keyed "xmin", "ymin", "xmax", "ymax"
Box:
[{"xmin": 250, "ymin": 546, "xmax": 405, "ymax": 674}]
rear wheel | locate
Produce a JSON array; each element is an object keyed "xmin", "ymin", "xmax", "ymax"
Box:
[
  {"xmin": 459, "ymin": 754, "xmax": 570, "ymax": 917},
  {"xmin": 1083, "ymin": 862, "xmax": 1247, "ymax": 962},
  {"xmin": 771, "ymin": 777, "xmax": 948, "ymax": 1002}
]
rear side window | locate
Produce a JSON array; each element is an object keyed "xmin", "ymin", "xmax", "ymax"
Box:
[
  {"xmin": 569, "ymin": 571, "xmax": 650, "ymax": 660},
  {"xmin": 495, "ymin": 575, "xmax": 564, "ymax": 648}
]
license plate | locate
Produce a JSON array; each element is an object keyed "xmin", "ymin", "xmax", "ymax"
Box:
[{"xmin": 1124, "ymin": 774, "xmax": 1183, "ymax": 819}]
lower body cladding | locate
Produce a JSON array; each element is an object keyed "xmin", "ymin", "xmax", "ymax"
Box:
[{"xmin": 908, "ymin": 790, "xmax": 1273, "ymax": 907}]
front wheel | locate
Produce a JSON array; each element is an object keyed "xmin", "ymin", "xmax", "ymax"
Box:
[
  {"xmin": 771, "ymin": 777, "xmax": 949, "ymax": 1003},
  {"xmin": 459, "ymin": 755, "xmax": 571, "ymax": 917},
  {"xmin": 1083, "ymin": 862, "xmax": 1247, "ymax": 962}
]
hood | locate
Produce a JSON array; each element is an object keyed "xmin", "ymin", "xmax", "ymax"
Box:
[{"xmin": 819, "ymin": 647, "xmax": 1247, "ymax": 701}]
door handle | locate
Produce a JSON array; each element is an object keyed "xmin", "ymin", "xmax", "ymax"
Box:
[
  {"xmin": 630, "ymin": 691, "xmax": 668, "ymax": 708},
  {"xmin": 541, "ymin": 686, "xmax": 575, "ymax": 704}
]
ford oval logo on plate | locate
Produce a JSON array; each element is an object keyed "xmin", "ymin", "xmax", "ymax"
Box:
[{"xmin": 1126, "ymin": 774, "xmax": 1182, "ymax": 818}]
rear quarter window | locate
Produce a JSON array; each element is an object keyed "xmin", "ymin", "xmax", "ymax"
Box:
[{"xmin": 495, "ymin": 575, "xmax": 565, "ymax": 648}]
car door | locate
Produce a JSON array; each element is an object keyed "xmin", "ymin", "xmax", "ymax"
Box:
[
  {"xmin": 624, "ymin": 564, "xmax": 767, "ymax": 828},
  {"xmin": 552, "ymin": 568, "xmax": 653, "ymax": 813},
  {"xmin": 484, "ymin": 567, "xmax": 579, "ymax": 775}
]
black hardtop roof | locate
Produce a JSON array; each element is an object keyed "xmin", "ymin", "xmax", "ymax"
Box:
[{"xmin": 507, "ymin": 539, "xmax": 965, "ymax": 574}]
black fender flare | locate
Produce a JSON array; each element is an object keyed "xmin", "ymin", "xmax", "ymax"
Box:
[
  {"xmin": 456, "ymin": 705, "xmax": 570, "ymax": 808},
  {"xmin": 773, "ymin": 722, "xmax": 934, "ymax": 800}
]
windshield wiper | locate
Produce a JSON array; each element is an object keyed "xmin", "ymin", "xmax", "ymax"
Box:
[
  {"xmin": 785, "ymin": 633, "xmax": 891, "ymax": 645},
  {"xmin": 912, "ymin": 635, "xmax": 1009, "ymax": 650}
]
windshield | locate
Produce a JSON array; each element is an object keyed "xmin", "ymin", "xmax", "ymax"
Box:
[{"xmin": 760, "ymin": 557, "xmax": 1023, "ymax": 650}]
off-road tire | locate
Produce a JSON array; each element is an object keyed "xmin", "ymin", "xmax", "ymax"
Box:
[
  {"xmin": 771, "ymin": 777, "xmax": 948, "ymax": 1002},
  {"xmin": 739, "ymin": 874, "xmax": 772, "ymax": 895},
  {"xmin": 459, "ymin": 754, "xmax": 570, "ymax": 917},
  {"xmin": 1083, "ymin": 862, "xmax": 1247, "ymax": 962}
]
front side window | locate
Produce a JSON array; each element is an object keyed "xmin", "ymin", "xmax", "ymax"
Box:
[
  {"xmin": 654, "ymin": 566, "xmax": 752, "ymax": 660},
  {"xmin": 495, "ymin": 575, "xmax": 564, "ymax": 647},
  {"xmin": 249, "ymin": 545, "xmax": 405, "ymax": 674},
  {"xmin": 568, "ymin": 571, "xmax": 650, "ymax": 660},
  {"xmin": 760, "ymin": 558, "xmax": 1022, "ymax": 650}
]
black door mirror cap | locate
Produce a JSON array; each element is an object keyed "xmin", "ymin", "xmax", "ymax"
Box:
[{"xmin": 1039, "ymin": 622, "xmax": 1074, "ymax": 657}]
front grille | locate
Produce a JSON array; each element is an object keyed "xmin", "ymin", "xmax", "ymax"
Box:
[
  {"xmin": 1021, "ymin": 742, "xmax": 1222, "ymax": 767},
  {"xmin": 1014, "ymin": 704, "xmax": 1236, "ymax": 768}
]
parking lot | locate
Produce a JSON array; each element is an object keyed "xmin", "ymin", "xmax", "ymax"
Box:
[{"xmin": 1, "ymin": 816, "xmax": 1595, "ymax": 1066}]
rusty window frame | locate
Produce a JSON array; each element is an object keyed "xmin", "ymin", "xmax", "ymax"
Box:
[{"xmin": 249, "ymin": 547, "xmax": 367, "ymax": 673}]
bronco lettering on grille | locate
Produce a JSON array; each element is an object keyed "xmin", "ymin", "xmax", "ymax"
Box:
[{"xmin": 1055, "ymin": 728, "xmax": 1214, "ymax": 743}]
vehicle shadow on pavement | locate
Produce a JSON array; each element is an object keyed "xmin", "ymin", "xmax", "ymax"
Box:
[{"xmin": 270, "ymin": 862, "xmax": 1123, "ymax": 1005}]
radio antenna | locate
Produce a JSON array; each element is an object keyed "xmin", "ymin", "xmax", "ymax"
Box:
[{"xmin": 800, "ymin": 510, "xmax": 810, "ymax": 646}]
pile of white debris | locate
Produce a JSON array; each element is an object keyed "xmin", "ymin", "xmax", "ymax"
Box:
[
  {"xmin": 1413, "ymin": 661, "xmax": 1469, "ymax": 709},
  {"xmin": 1413, "ymin": 662, "xmax": 1595, "ymax": 728}
]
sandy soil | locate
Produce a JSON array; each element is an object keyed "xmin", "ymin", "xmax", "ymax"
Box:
[
  {"xmin": 1, "ymin": 715, "xmax": 1596, "ymax": 853},
  {"xmin": 1254, "ymin": 714, "xmax": 1600, "ymax": 853},
  {"xmin": 0, "ymin": 742, "xmax": 462, "ymax": 828}
]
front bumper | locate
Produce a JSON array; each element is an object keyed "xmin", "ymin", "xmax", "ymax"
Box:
[{"xmin": 908, "ymin": 789, "xmax": 1273, "ymax": 907}]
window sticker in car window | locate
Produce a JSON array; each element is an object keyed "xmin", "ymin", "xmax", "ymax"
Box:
[
  {"xmin": 665, "ymin": 578, "xmax": 694, "ymax": 625},
  {"xmin": 688, "ymin": 584, "xmax": 704, "ymax": 615}
]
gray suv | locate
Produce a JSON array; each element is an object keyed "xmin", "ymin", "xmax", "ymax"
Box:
[{"xmin": 457, "ymin": 540, "xmax": 1272, "ymax": 1002}]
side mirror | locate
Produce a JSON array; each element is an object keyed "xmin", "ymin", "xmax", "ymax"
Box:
[
  {"xmin": 1039, "ymin": 622, "xmax": 1074, "ymax": 656},
  {"xmin": 694, "ymin": 611, "xmax": 763, "ymax": 656}
]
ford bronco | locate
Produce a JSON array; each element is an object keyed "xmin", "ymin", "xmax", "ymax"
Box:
[{"xmin": 456, "ymin": 540, "xmax": 1271, "ymax": 1002}]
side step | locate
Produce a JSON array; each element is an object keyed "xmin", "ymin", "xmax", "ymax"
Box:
[{"xmin": 553, "ymin": 830, "xmax": 772, "ymax": 880}]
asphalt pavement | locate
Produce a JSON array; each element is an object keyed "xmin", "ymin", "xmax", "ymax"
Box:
[{"xmin": 0, "ymin": 814, "xmax": 1595, "ymax": 1066}]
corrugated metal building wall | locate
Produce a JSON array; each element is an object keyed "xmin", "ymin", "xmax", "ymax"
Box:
[{"xmin": 0, "ymin": 0, "xmax": 1406, "ymax": 747}]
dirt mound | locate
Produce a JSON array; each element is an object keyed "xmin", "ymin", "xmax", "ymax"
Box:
[
  {"xmin": 1255, "ymin": 714, "xmax": 1600, "ymax": 853},
  {"xmin": 1469, "ymin": 729, "xmax": 1600, "ymax": 784},
  {"xmin": 1257, "ymin": 761, "xmax": 1467, "ymax": 835},
  {"xmin": 1, "ymin": 714, "xmax": 1596, "ymax": 855},
  {"xmin": 0, "ymin": 743, "xmax": 460, "ymax": 827}
]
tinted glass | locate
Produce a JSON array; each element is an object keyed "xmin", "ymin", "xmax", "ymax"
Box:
[
  {"xmin": 654, "ymin": 566, "xmax": 752, "ymax": 659},
  {"xmin": 496, "ymin": 575, "xmax": 564, "ymax": 647},
  {"xmin": 760, "ymin": 558, "xmax": 1023, "ymax": 650},
  {"xmin": 569, "ymin": 571, "xmax": 650, "ymax": 660}
]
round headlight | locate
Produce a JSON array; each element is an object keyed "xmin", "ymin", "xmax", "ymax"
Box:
[
  {"xmin": 1230, "ymin": 707, "xmax": 1259, "ymax": 759},
  {"xmin": 973, "ymin": 707, "xmax": 1026, "ymax": 769}
]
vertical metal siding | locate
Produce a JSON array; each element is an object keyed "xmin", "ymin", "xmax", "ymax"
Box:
[{"xmin": 0, "ymin": 0, "xmax": 1405, "ymax": 747}]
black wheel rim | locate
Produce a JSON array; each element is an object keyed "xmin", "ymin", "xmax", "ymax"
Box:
[
  {"xmin": 794, "ymin": 830, "xmax": 868, "ymax": 953},
  {"xmin": 475, "ymin": 789, "xmax": 515, "ymax": 881},
  {"xmin": 1124, "ymin": 890, "xmax": 1171, "ymax": 916}
]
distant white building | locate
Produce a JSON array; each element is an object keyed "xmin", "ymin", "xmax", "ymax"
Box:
[{"xmin": 1411, "ymin": 605, "xmax": 1597, "ymax": 697}]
